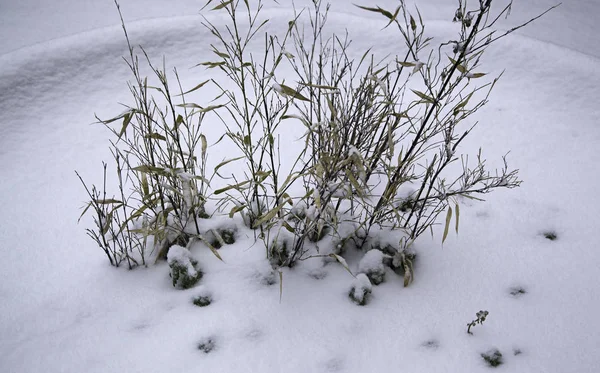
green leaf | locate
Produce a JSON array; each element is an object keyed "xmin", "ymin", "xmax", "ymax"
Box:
[
  {"xmin": 78, "ymin": 202, "xmax": 93, "ymax": 223},
  {"xmin": 278, "ymin": 270, "xmax": 283, "ymax": 303},
  {"xmin": 96, "ymin": 199, "xmax": 123, "ymax": 205},
  {"xmin": 196, "ymin": 61, "xmax": 226, "ymax": 68},
  {"xmin": 282, "ymin": 221, "xmax": 295, "ymax": 233},
  {"xmin": 211, "ymin": 0, "xmax": 232, "ymax": 10},
  {"xmin": 252, "ymin": 202, "xmax": 287, "ymax": 228},
  {"xmin": 354, "ymin": 4, "xmax": 394, "ymax": 20},
  {"xmin": 141, "ymin": 172, "xmax": 149, "ymax": 197},
  {"xmin": 454, "ymin": 92, "xmax": 473, "ymax": 115},
  {"xmin": 144, "ymin": 133, "xmax": 167, "ymax": 141},
  {"xmin": 410, "ymin": 15, "xmax": 417, "ymax": 31},
  {"xmin": 118, "ymin": 111, "xmax": 133, "ymax": 139},
  {"xmin": 229, "ymin": 205, "xmax": 246, "ymax": 218},
  {"xmin": 132, "ymin": 165, "xmax": 166, "ymax": 175},
  {"xmin": 214, "ymin": 180, "xmax": 250, "ymax": 195},
  {"xmin": 448, "ymin": 57, "xmax": 467, "ymax": 74},
  {"xmin": 455, "ymin": 202, "xmax": 460, "ymax": 234},
  {"xmin": 411, "ymin": 89, "xmax": 436, "ymax": 104},
  {"xmin": 442, "ymin": 205, "xmax": 453, "ymax": 244},
  {"xmin": 212, "ymin": 49, "xmax": 230, "ymax": 59},
  {"xmin": 397, "ymin": 61, "xmax": 416, "ymax": 67},
  {"xmin": 279, "ymin": 84, "xmax": 310, "ymax": 102},
  {"xmin": 179, "ymin": 79, "xmax": 211, "ymax": 96},
  {"xmin": 214, "ymin": 156, "xmax": 245, "ymax": 174},
  {"xmin": 174, "ymin": 114, "xmax": 184, "ymax": 131}
]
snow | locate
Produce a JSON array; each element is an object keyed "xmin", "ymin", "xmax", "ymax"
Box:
[
  {"xmin": 357, "ymin": 249, "xmax": 385, "ymax": 283},
  {"xmin": 2, "ymin": 1, "xmax": 600, "ymax": 373}
]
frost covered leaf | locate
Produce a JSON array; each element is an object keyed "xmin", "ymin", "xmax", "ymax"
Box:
[
  {"xmin": 442, "ymin": 206, "xmax": 453, "ymax": 244},
  {"xmin": 466, "ymin": 72, "xmax": 487, "ymax": 79},
  {"xmin": 273, "ymin": 83, "xmax": 311, "ymax": 102},
  {"xmin": 412, "ymin": 61, "xmax": 425, "ymax": 74}
]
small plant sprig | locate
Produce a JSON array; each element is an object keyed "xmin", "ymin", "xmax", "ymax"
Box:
[{"xmin": 467, "ymin": 310, "xmax": 489, "ymax": 334}]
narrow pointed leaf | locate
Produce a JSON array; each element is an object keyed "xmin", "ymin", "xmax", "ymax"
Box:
[
  {"xmin": 212, "ymin": 0, "xmax": 232, "ymax": 10},
  {"xmin": 442, "ymin": 206, "xmax": 453, "ymax": 243},
  {"xmin": 455, "ymin": 203, "xmax": 460, "ymax": 234},
  {"xmin": 411, "ymin": 89, "xmax": 435, "ymax": 104}
]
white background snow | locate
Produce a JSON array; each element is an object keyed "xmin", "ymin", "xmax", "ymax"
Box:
[{"xmin": 1, "ymin": 0, "xmax": 599, "ymax": 372}]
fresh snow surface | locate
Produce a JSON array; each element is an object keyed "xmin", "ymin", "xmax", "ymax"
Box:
[{"xmin": 2, "ymin": 1, "xmax": 600, "ymax": 373}]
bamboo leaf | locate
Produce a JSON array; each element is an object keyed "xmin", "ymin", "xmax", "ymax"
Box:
[
  {"xmin": 196, "ymin": 61, "xmax": 226, "ymax": 68},
  {"xmin": 278, "ymin": 84, "xmax": 311, "ymax": 102},
  {"xmin": 144, "ymin": 133, "xmax": 167, "ymax": 141},
  {"xmin": 141, "ymin": 172, "xmax": 149, "ymax": 197},
  {"xmin": 466, "ymin": 72, "xmax": 487, "ymax": 79},
  {"xmin": 354, "ymin": 4, "xmax": 394, "ymax": 20},
  {"xmin": 179, "ymin": 79, "xmax": 211, "ymax": 96},
  {"xmin": 397, "ymin": 61, "xmax": 416, "ymax": 67},
  {"xmin": 282, "ymin": 221, "xmax": 295, "ymax": 233},
  {"xmin": 229, "ymin": 204, "xmax": 246, "ymax": 218},
  {"xmin": 278, "ymin": 270, "xmax": 283, "ymax": 303},
  {"xmin": 78, "ymin": 202, "xmax": 93, "ymax": 223},
  {"xmin": 455, "ymin": 202, "xmax": 460, "ymax": 234},
  {"xmin": 212, "ymin": 49, "xmax": 230, "ymax": 59},
  {"xmin": 132, "ymin": 165, "xmax": 166, "ymax": 175},
  {"xmin": 118, "ymin": 111, "xmax": 133, "ymax": 139},
  {"xmin": 214, "ymin": 156, "xmax": 245, "ymax": 174},
  {"xmin": 196, "ymin": 235, "xmax": 224, "ymax": 261},
  {"xmin": 298, "ymin": 82, "xmax": 339, "ymax": 90},
  {"xmin": 96, "ymin": 199, "xmax": 123, "ymax": 204},
  {"xmin": 411, "ymin": 89, "xmax": 436, "ymax": 104},
  {"xmin": 252, "ymin": 202, "xmax": 287, "ymax": 228},
  {"xmin": 211, "ymin": 0, "xmax": 232, "ymax": 10},
  {"xmin": 410, "ymin": 15, "xmax": 417, "ymax": 31},
  {"xmin": 174, "ymin": 114, "xmax": 184, "ymax": 131},
  {"xmin": 214, "ymin": 180, "xmax": 250, "ymax": 195},
  {"xmin": 329, "ymin": 253, "xmax": 355, "ymax": 277},
  {"xmin": 200, "ymin": 134, "xmax": 207, "ymax": 158},
  {"xmin": 442, "ymin": 206, "xmax": 453, "ymax": 244},
  {"xmin": 448, "ymin": 56, "xmax": 467, "ymax": 74}
]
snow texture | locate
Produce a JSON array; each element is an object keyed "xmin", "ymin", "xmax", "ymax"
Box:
[{"xmin": 1, "ymin": 1, "xmax": 600, "ymax": 373}]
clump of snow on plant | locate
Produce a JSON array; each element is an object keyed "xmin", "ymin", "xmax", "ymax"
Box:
[
  {"xmin": 349, "ymin": 273, "xmax": 372, "ymax": 305},
  {"xmin": 358, "ymin": 249, "xmax": 386, "ymax": 285}
]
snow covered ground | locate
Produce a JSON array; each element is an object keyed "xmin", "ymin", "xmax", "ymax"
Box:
[{"xmin": 1, "ymin": 1, "xmax": 599, "ymax": 372}]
